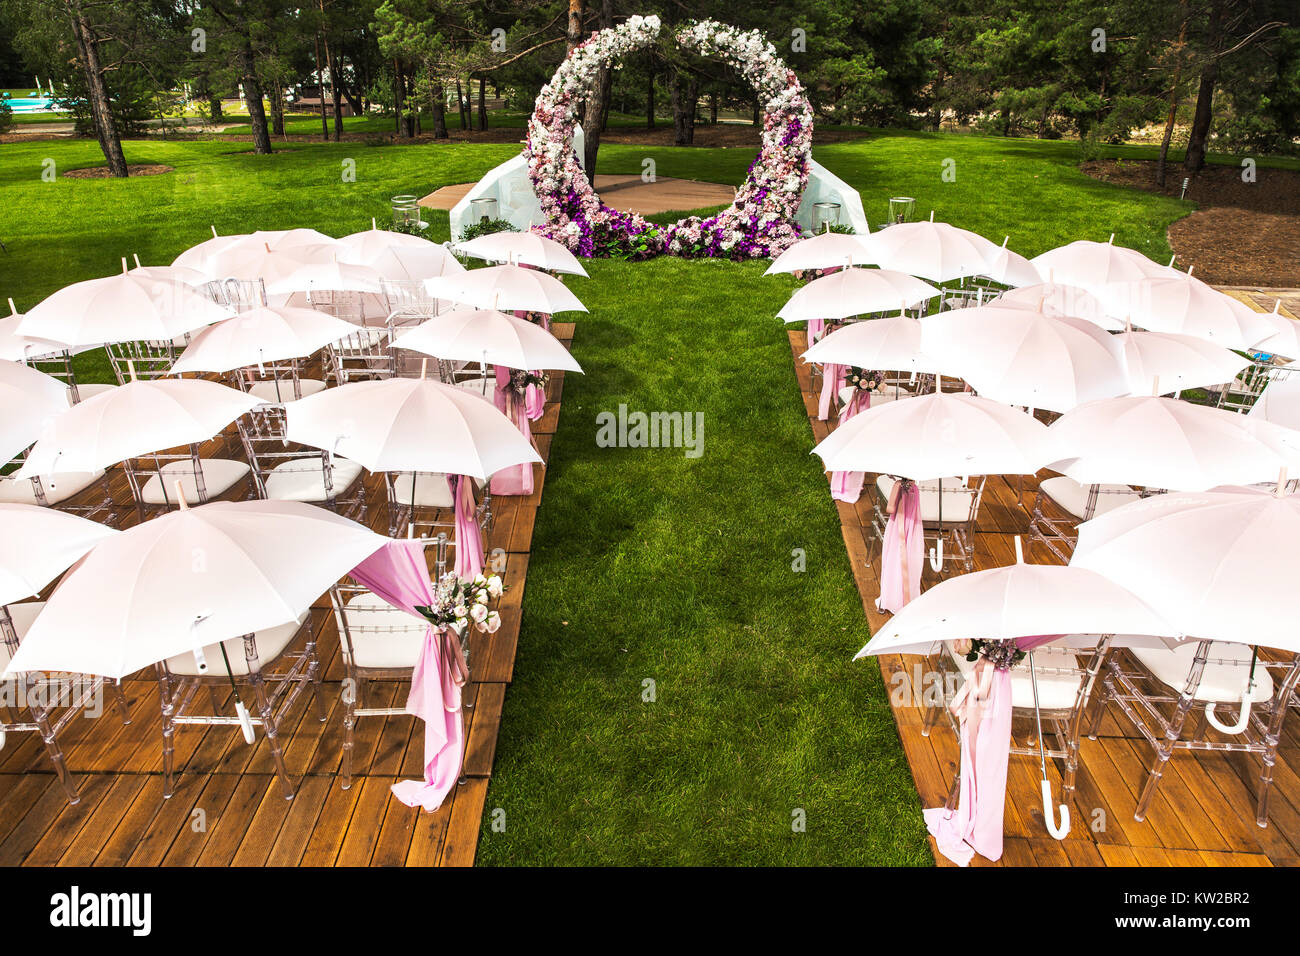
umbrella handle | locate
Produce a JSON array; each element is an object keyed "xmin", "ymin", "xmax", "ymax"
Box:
[
  {"xmin": 235, "ymin": 700, "xmax": 256, "ymax": 745},
  {"xmin": 928, "ymin": 538, "xmax": 943, "ymax": 573},
  {"xmin": 1205, "ymin": 694, "xmax": 1252, "ymax": 735},
  {"xmin": 1041, "ymin": 780, "xmax": 1070, "ymax": 840}
]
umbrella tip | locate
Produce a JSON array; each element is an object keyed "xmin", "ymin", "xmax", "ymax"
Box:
[
  {"xmin": 126, "ymin": 359, "xmax": 137, "ymax": 383},
  {"xmin": 1108, "ymin": 233, "xmax": 1115, "ymax": 244},
  {"xmin": 7, "ymin": 297, "xmax": 15, "ymax": 316},
  {"xmin": 121, "ymin": 257, "xmax": 129, "ymax": 274},
  {"xmin": 211, "ymin": 225, "xmax": 219, "ymax": 238},
  {"xmin": 174, "ymin": 480, "xmax": 189, "ymax": 510},
  {"xmin": 372, "ymin": 217, "xmax": 377, "ymax": 230},
  {"xmin": 1014, "ymin": 535, "xmax": 1024, "ymax": 563},
  {"xmin": 420, "ymin": 357, "xmax": 428, "ymax": 380},
  {"xmin": 1277, "ymin": 468, "xmax": 1288, "ymax": 498}
]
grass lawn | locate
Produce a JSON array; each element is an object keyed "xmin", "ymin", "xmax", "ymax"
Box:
[
  {"xmin": 0, "ymin": 128, "xmax": 1207, "ymax": 864},
  {"xmin": 218, "ymin": 108, "xmax": 655, "ymax": 137}
]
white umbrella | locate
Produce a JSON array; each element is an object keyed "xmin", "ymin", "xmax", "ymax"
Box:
[
  {"xmin": 1248, "ymin": 362, "xmax": 1300, "ymax": 431},
  {"xmin": 991, "ymin": 282, "xmax": 1123, "ymax": 332},
  {"xmin": 424, "ymin": 264, "xmax": 588, "ymax": 314},
  {"xmin": 456, "ymin": 232, "xmax": 589, "ymax": 277},
  {"xmin": 335, "ymin": 223, "xmax": 438, "ymax": 257},
  {"xmin": 337, "ymin": 239, "xmax": 465, "ymax": 281},
  {"xmin": 0, "ymin": 504, "xmax": 118, "ymax": 607},
  {"xmin": 978, "ymin": 237, "xmax": 1041, "ymax": 288},
  {"xmin": 777, "ymin": 267, "xmax": 939, "ymax": 322},
  {"xmin": 16, "ymin": 377, "xmax": 265, "ymax": 477},
  {"xmin": 261, "ymin": 259, "xmax": 385, "ymax": 298},
  {"xmin": 812, "ymin": 387, "xmax": 1048, "ymax": 480},
  {"xmin": 1047, "ymin": 395, "xmax": 1300, "ymax": 491},
  {"xmin": 1253, "ymin": 303, "xmax": 1300, "ymax": 361},
  {"xmin": 764, "ymin": 232, "xmax": 874, "ymax": 275},
  {"xmin": 390, "ymin": 307, "xmax": 582, "ymax": 373},
  {"xmin": 248, "ymin": 228, "xmax": 336, "ymax": 251},
  {"xmin": 1031, "ymin": 237, "xmax": 1167, "ymax": 298},
  {"xmin": 1073, "ymin": 484, "xmax": 1300, "ymax": 651},
  {"xmin": 286, "ymin": 375, "xmax": 540, "ymax": 480},
  {"xmin": 859, "ymin": 215, "xmax": 1002, "ymax": 283},
  {"xmin": 17, "ymin": 264, "xmax": 234, "ymax": 347},
  {"xmin": 126, "ymin": 260, "xmax": 210, "ymax": 287},
  {"xmin": 1103, "ymin": 272, "xmax": 1277, "ymax": 350},
  {"xmin": 801, "ymin": 313, "xmax": 935, "ymax": 372},
  {"xmin": 170, "ymin": 305, "xmax": 356, "ymax": 375},
  {"xmin": 920, "ymin": 306, "xmax": 1128, "ymax": 413},
  {"xmin": 0, "ymin": 359, "xmax": 69, "ymax": 465},
  {"xmin": 0, "ymin": 305, "xmax": 69, "ymax": 362},
  {"xmin": 171, "ymin": 231, "xmax": 254, "ymax": 273},
  {"xmin": 1115, "ymin": 327, "xmax": 1249, "ymax": 395},
  {"xmin": 3, "ymin": 498, "xmax": 386, "ymax": 681}
]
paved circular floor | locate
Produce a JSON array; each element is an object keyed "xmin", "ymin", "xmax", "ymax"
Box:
[{"xmin": 420, "ymin": 175, "xmax": 736, "ymax": 217}]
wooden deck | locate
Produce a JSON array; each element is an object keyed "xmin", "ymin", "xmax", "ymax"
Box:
[
  {"xmin": 0, "ymin": 322, "xmax": 575, "ymax": 867},
  {"xmin": 789, "ymin": 317, "xmax": 1300, "ymax": 868}
]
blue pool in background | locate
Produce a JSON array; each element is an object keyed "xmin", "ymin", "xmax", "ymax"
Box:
[{"xmin": 3, "ymin": 95, "xmax": 58, "ymax": 113}]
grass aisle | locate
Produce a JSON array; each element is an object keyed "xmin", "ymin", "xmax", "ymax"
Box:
[{"xmin": 477, "ymin": 257, "xmax": 931, "ymax": 866}]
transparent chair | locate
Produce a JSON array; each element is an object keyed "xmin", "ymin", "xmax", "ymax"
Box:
[
  {"xmin": 122, "ymin": 446, "xmax": 251, "ymax": 521},
  {"xmin": 154, "ymin": 614, "xmax": 322, "ymax": 799},
  {"xmin": 923, "ymin": 636, "xmax": 1114, "ymax": 814},
  {"xmin": 204, "ymin": 277, "xmax": 267, "ymax": 312},
  {"xmin": 870, "ymin": 475, "xmax": 988, "ymax": 572},
  {"xmin": 24, "ymin": 349, "xmax": 115, "ymax": 405},
  {"xmin": 328, "ymin": 537, "xmax": 461, "ymax": 790},
  {"xmin": 107, "ymin": 339, "xmax": 183, "ymax": 385},
  {"xmin": 1, "ymin": 601, "xmax": 132, "ymax": 804},
  {"xmin": 237, "ymin": 405, "xmax": 365, "ymax": 519},
  {"xmin": 232, "ymin": 358, "xmax": 327, "ymax": 403},
  {"xmin": 326, "ymin": 326, "xmax": 394, "ymax": 385},
  {"xmin": 1028, "ymin": 476, "xmax": 1143, "ymax": 561},
  {"xmin": 0, "ymin": 444, "xmax": 113, "ymax": 520},
  {"xmin": 1213, "ymin": 357, "xmax": 1284, "ymax": 413},
  {"xmin": 1090, "ymin": 640, "xmax": 1300, "ymax": 828}
]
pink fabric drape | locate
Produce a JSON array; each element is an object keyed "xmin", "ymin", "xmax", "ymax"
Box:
[
  {"xmin": 349, "ymin": 539, "xmax": 469, "ymax": 812},
  {"xmin": 818, "ymin": 363, "xmax": 847, "ymax": 420},
  {"xmin": 808, "ymin": 317, "xmax": 824, "ymax": 344},
  {"xmin": 524, "ymin": 381, "xmax": 546, "ymax": 421},
  {"xmin": 877, "ymin": 481, "xmax": 923, "ymax": 613},
  {"xmin": 490, "ymin": 364, "xmax": 536, "ymax": 497},
  {"xmin": 830, "ymin": 389, "xmax": 870, "ymax": 503},
  {"xmin": 452, "ymin": 474, "xmax": 484, "ymax": 580},
  {"xmin": 923, "ymin": 658, "xmax": 1013, "ymax": 866}
]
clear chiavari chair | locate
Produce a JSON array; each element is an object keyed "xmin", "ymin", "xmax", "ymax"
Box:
[
  {"xmin": 154, "ymin": 614, "xmax": 322, "ymax": 799},
  {"xmin": 0, "ymin": 443, "xmax": 114, "ymax": 520},
  {"xmin": 121, "ymin": 445, "xmax": 251, "ymax": 521},
  {"xmin": 237, "ymin": 404, "xmax": 365, "ymax": 520},
  {"xmin": 1028, "ymin": 477, "xmax": 1144, "ymax": 561},
  {"xmin": 0, "ymin": 601, "xmax": 132, "ymax": 805},
  {"xmin": 870, "ymin": 474, "xmax": 987, "ymax": 573}
]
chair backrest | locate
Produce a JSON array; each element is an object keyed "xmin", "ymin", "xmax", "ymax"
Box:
[
  {"xmin": 204, "ymin": 277, "xmax": 267, "ymax": 311},
  {"xmin": 327, "ymin": 326, "xmax": 394, "ymax": 384},
  {"xmin": 329, "ymin": 581, "xmax": 429, "ymax": 678},
  {"xmin": 107, "ymin": 339, "xmax": 180, "ymax": 384},
  {"xmin": 237, "ymin": 405, "xmax": 337, "ymax": 500},
  {"xmin": 1219, "ymin": 357, "xmax": 1279, "ymax": 413},
  {"xmin": 122, "ymin": 446, "xmax": 208, "ymax": 510},
  {"xmin": 380, "ymin": 278, "xmax": 439, "ymax": 318},
  {"xmin": 233, "ymin": 358, "xmax": 313, "ymax": 402}
]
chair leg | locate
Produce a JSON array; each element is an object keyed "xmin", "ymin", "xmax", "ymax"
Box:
[
  {"xmin": 246, "ymin": 662, "xmax": 295, "ymax": 801},
  {"xmin": 110, "ymin": 680, "xmax": 131, "ymax": 725},
  {"xmin": 341, "ymin": 677, "xmax": 357, "ymax": 790},
  {"xmin": 1135, "ymin": 641, "xmax": 1210, "ymax": 822},
  {"xmin": 30, "ymin": 688, "xmax": 79, "ymax": 804},
  {"xmin": 157, "ymin": 668, "xmax": 177, "ymax": 799},
  {"xmin": 1257, "ymin": 660, "xmax": 1300, "ymax": 828}
]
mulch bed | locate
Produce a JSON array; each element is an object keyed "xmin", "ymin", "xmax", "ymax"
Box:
[
  {"xmin": 62, "ymin": 163, "xmax": 173, "ymax": 178},
  {"xmin": 1080, "ymin": 159, "xmax": 1300, "ymax": 287}
]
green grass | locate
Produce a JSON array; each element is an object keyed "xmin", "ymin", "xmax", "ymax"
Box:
[
  {"xmin": 219, "ymin": 108, "xmax": 654, "ymax": 137},
  {"xmin": 0, "ymin": 128, "xmax": 1210, "ymax": 864}
]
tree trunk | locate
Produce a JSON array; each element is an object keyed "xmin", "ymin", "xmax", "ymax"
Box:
[
  {"xmin": 239, "ymin": 46, "xmax": 271, "ymax": 153},
  {"xmin": 315, "ymin": 35, "xmax": 329, "ymax": 141},
  {"xmin": 567, "ymin": 0, "xmax": 585, "ymax": 51},
  {"xmin": 209, "ymin": 93, "xmax": 223, "ymax": 121},
  {"xmin": 455, "ymin": 77, "xmax": 468, "ymax": 131},
  {"xmin": 752, "ymin": 96, "xmax": 759, "ymax": 126},
  {"xmin": 430, "ymin": 74, "xmax": 448, "ymax": 138},
  {"xmin": 1183, "ymin": 59, "xmax": 1218, "ymax": 175},
  {"xmin": 270, "ymin": 84, "xmax": 285, "ymax": 136},
  {"xmin": 394, "ymin": 60, "xmax": 411, "ymax": 139},
  {"xmin": 64, "ymin": 0, "xmax": 127, "ymax": 176},
  {"xmin": 329, "ymin": 50, "xmax": 343, "ymax": 141},
  {"xmin": 477, "ymin": 76, "xmax": 487, "ymax": 130},
  {"xmin": 645, "ymin": 56, "xmax": 655, "ymax": 129},
  {"xmin": 709, "ymin": 92, "xmax": 717, "ymax": 124}
]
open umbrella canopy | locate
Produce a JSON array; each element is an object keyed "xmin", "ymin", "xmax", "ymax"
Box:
[
  {"xmin": 1249, "ymin": 362, "xmax": 1300, "ymax": 431},
  {"xmin": 390, "ymin": 307, "xmax": 582, "ymax": 373},
  {"xmin": 764, "ymin": 231, "xmax": 874, "ymax": 275},
  {"xmin": 812, "ymin": 389, "xmax": 1049, "ymax": 480},
  {"xmin": 777, "ymin": 267, "xmax": 939, "ymax": 322},
  {"xmin": 921, "ymin": 305, "xmax": 1128, "ymax": 413},
  {"xmin": 1253, "ymin": 304, "xmax": 1300, "ymax": 361},
  {"xmin": 1072, "ymin": 484, "xmax": 1300, "ymax": 649},
  {"xmin": 855, "ymin": 559, "xmax": 1180, "ymax": 659},
  {"xmin": 0, "ymin": 504, "xmax": 118, "ymax": 607},
  {"xmin": 0, "ymin": 359, "xmax": 70, "ymax": 465},
  {"xmin": 2, "ymin": 499, "xmax": 387, "ymax": 680},
  {"xmin": 801, "ymin": 313, "xmax": 935, "ymax": 372},
  {"xmin": 859, "ymin": 217, "xmax": 1003, "ymax": 283},
  {"xmin": 1103, "ymin": 273, "xmax": 1277, "ymax": 350},
  {"xmin": 171, "ymin": 231, "xmax": 255, "ymax": 273},
  {"xmin": 424, "ymin": 264, "xmax": 588, "ymax": 314},
  {"xmin": 1047, "ymin": 395, "xmax": 1300, "ymax": 491},
  {"xmin": 991, "ymin": 282, "xmax": 1123, "ymax": 332},
  {"xmin": 335, "ymin": 225, "xmax": 437, "ymax": 257},
  {"xmin": 0, "ymin": 310, "xmax": 68, "ymax": 363},
  {"xmin": 285, "ymin": 376, "xmax": 541, "ymax": 480},
  {"xmin": 978, "ymin": 238, "xmax": 1041, "ymax": 287},
  {"xmin": 127, "ymin": 263, "xmax": 211, "ymax": 287},
  {"xmin": 1115, "ymin": 327, "xmax": 1250, "ymax": 395},
  {"xmin": 17, "ymin": 267, "xmax": 234, "ymax": 347},
  {"xmin": 1030, "ymin": 238, "xmax": 1168, "ymax": 298},
  {"xmin": 171, "ymin": 305, "xmax": 357, "ymax": 375},
  {"xmin": 16, "ymin": 377, "xmax": 265, "ymax": 477},
  {"xmin": 455, "ymin": 232, "xmax": 589, "ymax": 277},
  {"xmin": 337, "ymin": 239, "xmax": 465, "ymax": 281}
]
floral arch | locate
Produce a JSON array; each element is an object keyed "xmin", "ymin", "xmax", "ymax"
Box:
[{"xmin": 525, "ymin": 15, "xmax": 813, "ymax": 260}]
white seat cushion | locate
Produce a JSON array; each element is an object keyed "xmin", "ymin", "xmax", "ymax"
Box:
[
  {"xmin": 455, "ymin": 377, "xmax": 495, "ymax": 398},
  {"xmin": 839, "ymin": 385, "xmax": 913, "ymax": 408},
  {"xmin": 390, "ymin": 473, "xmax": 454, "ymax": 508},
  {"xmin": 337, "ymin": 593, "xmax": 428, "ymax": 670},
  {"xmin": 1131, "ymin": 642, "xmax": 1275, "ymax": 705},
  {"xmin": 67, "ymin": 383, "xmax": 117, "ymax": 406},
  {"xmin": 163, "ymin": 617, "xmax": 306, "ymax": 677},
  {"xmin": 139, "ymin": 459, "xmax": 250, "ymax": 505},
  {"xmin": 876, "ymin": 475, "xmax": 976, "ymax": 524},
  {"xmin": 0, "ymin": 470, "xmax": 105, "ymax": 505},
  {"xmin": 247, "ymin": 378, "xmax": 327, "ymax": 403},
  {"xmin": 949, "ymin": 643, "xmax": 1084, "ymax": 711},
  {"xmin": 1039, "ymin": 476, "xmax": 1140, "ymax": 520},
  {"xmin": 263, "ymin": 457, "xmax": 363, "ymax": 502},
  {"xmin": 0, "ymin": 601, "xmax": 46, "ymax": 674}
]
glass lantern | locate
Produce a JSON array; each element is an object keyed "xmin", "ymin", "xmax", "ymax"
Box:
[
  {"xmin": 813, "ymin": 201, "xmax": 842, "ymax": 233},
  {"xmin": 888, "ymin": 196, "xmax": 916, "ymax": 225},
  {"xmin": 391, "ymin": 194, "xmax": 425, "ymax": 231},
  {"xmin": 469, "ymin": 197, "xmax": 499, "ymax": 224}
]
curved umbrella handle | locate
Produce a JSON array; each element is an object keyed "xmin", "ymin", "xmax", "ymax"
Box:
[
  {"xmin": 928, "ymin": 539, "xmax": 943, "ymax": 573},
  {"xmin": 235, "ymin": 701, "xmax": 257, "ymax": 745},
  {"xmin": 1041, "ymin": 780, "xmax": 1070, "ymax": 840},
  {"xmin": 1205, "ymin": 694, "xmax": 1252, "ymax": 735}
]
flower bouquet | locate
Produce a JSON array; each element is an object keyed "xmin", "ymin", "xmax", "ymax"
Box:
[
  {"xmin": 846, "ymin": 367, "xmax": 882, "ymax": 393},
  {"xmin": 508, "ymin": 368, "xmax": 549, "ymax": 396},
  {"xmin": 414, "ymin": 571, "xmax": 506, "ymax": 666},
  {"xmin": 955, "ymin": 638, "xmax": 1025, "ymax": 671}
]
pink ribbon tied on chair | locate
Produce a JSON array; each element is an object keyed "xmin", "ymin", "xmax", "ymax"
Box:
[
  {"xmin": 489, "ymin": 364, "xmax": 536, "ymax": 498},
  {"xmin": 923, "ymin": 654, "xmax": 1013, "ymax": 866},
  {"xmin": 877, "ymin": 480, "xmax": 922, "ymax": 614},
  {"xmin": 452, "ymin": 474, "xmax": 484, "ymax": 580},
  {"xmin": 350, "ymin": 539, "xmax": 468, "ymax": 812},
  {"xmin": 829, "ymin": 388, "xmax": 870, "ymax": 503},
  {"xmin": 818, "ymin": 362, "xmax": 847, "ymax": 421}
]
